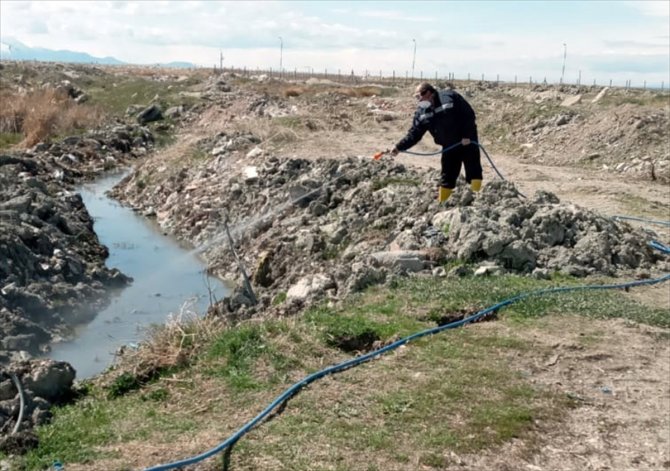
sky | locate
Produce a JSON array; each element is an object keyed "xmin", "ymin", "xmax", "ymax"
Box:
[{"xmin": 1, "ymin": 0, "xmax": 669, "ymax": 87}]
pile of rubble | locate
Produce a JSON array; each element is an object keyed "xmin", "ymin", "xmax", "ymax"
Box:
[{"xmin": 113, "ymin": 153, "xmax": 666, "ymax": 317}]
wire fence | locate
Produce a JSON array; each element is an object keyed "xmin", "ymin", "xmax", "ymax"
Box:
[{"xmin": 214, "ymin": 65, "xmax": 668, "ymax": 93}]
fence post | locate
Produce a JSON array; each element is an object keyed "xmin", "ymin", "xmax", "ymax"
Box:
[
  {"xmin": 467, "ymin": 72, "xmax": 470, "ymax": 82},
  {"xmin": 577, "ymin": 70, "xmax": 581, "ymax": 86},
  {"xmin": 662, "ymin": 81, "xmax": 665, "ymax": 92},
  {"xmin": 420, "ymin": 71, "xmax": 423, "ymax": 80},
  {"xmin": 481, "ymin": 73, "xmax": 484, "ymax": 82},
  {"xmin": 405, "ymin": 71, "xmax": 408, "ymax": 85},
  {"xmin": 392, "ymin": 70, "xmax": 395, "ymax": 84},
  {"xmin": 514, "ymin": 75, "xmax": 517, "ymax": 86},
  {"xmin": 609, "ymin": 79, "xmax": 612, "ymax": 87},
  {"xmin": 643, "ymin": 80, "xmax": 646, "ymax": 90},
  {"xmin": 496, "ymin": 74, "xmax": 499, "ymax": 85},
  {"xmin": 529, "ymin": 76, "xmax": 532, "ymax": 85}
]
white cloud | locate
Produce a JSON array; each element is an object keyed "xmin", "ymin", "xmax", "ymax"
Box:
[
  {"xmin": 358, "ymin": 10, "xmax": 436, "ymax": 23},
  {"xmin": 626, "ymin": 0, "xmax": 670, "ymax": 17},
  {"xmin": 0, "ymin": 1, "xmax": 667, "ymax": 86}
]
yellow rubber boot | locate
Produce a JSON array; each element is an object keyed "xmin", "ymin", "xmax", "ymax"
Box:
[
  {"xmin": 470, "ymin": 179, "xmax": 482, "ymax": 192},
  {"xmin": 438, "ymin": 186, "xmax": 453, "ymax": 203}
]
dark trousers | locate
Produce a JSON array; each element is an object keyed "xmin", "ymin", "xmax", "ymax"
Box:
[{"xmin": 440, "ymin": 141, "xmax": 483, "ymax": 189}]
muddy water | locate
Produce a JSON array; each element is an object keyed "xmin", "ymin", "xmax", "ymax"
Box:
[{"xmin": 46, "ymin": 171, "xmax": 230, "ymax": 379}]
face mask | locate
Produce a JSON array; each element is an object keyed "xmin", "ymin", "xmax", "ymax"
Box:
[{"xmin": 417, "ymin": 100, "xmax": 431, "ymax": 109}]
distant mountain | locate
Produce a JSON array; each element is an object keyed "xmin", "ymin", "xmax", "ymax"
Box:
[
  {"xmin": 161, "ymin": 61, "xmax": 198, "ymax": 69},
  {"xmin": 0, "ymin": 37, "xmax": 197, "ymax": 68},
  {"xmin": 0, "ymin": 37, "xmax": 124, "ymax": 65}
]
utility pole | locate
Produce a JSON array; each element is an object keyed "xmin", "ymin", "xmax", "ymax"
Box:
[
  {"xmin": 411, "ymin": 39, "xmax": 416, "ymax": 79},
  {"xmin": 278, "ymin": 36, "xmax": 283, "ymax": 74},
  {"xmin": 560, "ymin": 43, "xmax": 567, "ymax": 84}
]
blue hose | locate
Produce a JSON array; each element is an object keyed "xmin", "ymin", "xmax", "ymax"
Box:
[{"xmin": 144, "ymin": 241, "xmax": 670, "ymax": 471}]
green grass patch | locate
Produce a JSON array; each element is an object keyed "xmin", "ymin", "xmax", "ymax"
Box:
[
  {"xmin": 0, "ymin": 131, "xmax": 22, "ymax": 149},
  {"xmin": 397, "ymin": 274, "xmax": 670, "ymax": 328},
  {"xmin": 15, "ymin": 391, "xmax": 199, "ymax": 469},
  {"xmin": 203, "ymin": 321, "xmax": 303, "ymax": 391},
  {"xmin": 86, "ymin": 76, "xmax": 202, "ymax": 117},
  {"xmin": 229, "ymin": 322, "xmax": 558, "ymax": 470},
  {"xmin": 272, "ymin": 291, "xmax": 287, "ymax": 305}
]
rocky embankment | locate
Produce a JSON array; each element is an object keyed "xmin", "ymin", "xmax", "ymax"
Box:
[{"xmin": 113, "ymin": 151, "xmax": 667, "ymax": 320}]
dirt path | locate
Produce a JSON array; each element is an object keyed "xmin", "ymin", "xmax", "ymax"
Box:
[{"xmin": 463, "ymin": 316, "xmax": 670, "ymax": 471}]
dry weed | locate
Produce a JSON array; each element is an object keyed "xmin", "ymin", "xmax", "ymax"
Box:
[
  {"xmin": 0, "ymin": 88, "xmax": 104, "ymax": 147},
  {"xmin": 112, "ymin": 302, "xmax": 225, "ymax": 380},
  {"xmin": 232, "ymin": 117, "xmax": 300, "ymax": 146},
  {"xmin": 339, "ymin": 86, "xmax": 383, "ymax": 98},
  {"xmin": 282, "ymin": 86, "xmax": 306, "ymax": 97}
]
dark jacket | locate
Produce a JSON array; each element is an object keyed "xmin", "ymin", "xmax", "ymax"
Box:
[{"xmin": 395, "ymin": 89, "xmax": 478, "ymax": 151}]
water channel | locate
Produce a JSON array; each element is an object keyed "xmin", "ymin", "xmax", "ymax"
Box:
[{"xmin": 46, "ymin": 171, "xmax": 229, "ymax": 379}]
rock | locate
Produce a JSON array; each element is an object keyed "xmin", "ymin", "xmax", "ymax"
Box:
[
  {"xmin": 286, "ymin": 274, "xmax": 334, "ymax": 301},
  {"xmin": 474, "ymin": 263, "xmax": 504, "ymax": 276},
  {"xmin": 243, "ymin": 166, "xmax": 259, "ymax": 183},
  {"xmin": 560, "ymin": 95, "xmax": 582, "ymax": 107},
  {"xmin": 23, "ymin": 360, "xmax": 76, "ymax": 402},
  {"xmin": 370, "ymin": 251, "xmax": 426, "ymax": 272},
  {"xmin": 137, "ymin": 105, "xmax": 163, "ymax": 124},
  {"xmin": 164, "ymin": 105, "xmax": 184, "ymax": 119},
  {"xmin": 591, "ymin": 87, "xmax": 609, "ymax": 104},
  {"xmin": 246, "ymin": 147, "xmax": 264, "ymax": 159}
]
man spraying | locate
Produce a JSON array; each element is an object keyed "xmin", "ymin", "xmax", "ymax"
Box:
[{"xmin": 390, "ymin": 82, "xmax": 483, "ymax": 203}]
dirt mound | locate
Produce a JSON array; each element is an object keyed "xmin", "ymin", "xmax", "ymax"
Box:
[
  {"xmin": 434, "ymin": 180, "xmax": 662, "ymax": 276},
  {"xmin": 114, "ymin": 153, "xmax": 667, "ymax": 318}
]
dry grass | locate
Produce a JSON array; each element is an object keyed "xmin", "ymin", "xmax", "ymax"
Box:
[
  {"xmin": 282, "ymin": 86, "xmax": 305, "ymax": 97},
  {"xmin": 0, "ymin": 88, "xmax": 104, "ymax": 147},
  {"xmin": 106, "ymin": 305, "xmax": 226, "ymax": 385},
  {"xmin": 338, "ymin": 85, "xmax": 385, "ymax": 97}
]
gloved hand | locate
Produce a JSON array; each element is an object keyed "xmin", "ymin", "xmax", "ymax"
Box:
[
  {"xmin": 389, "ymin": 147, "xmax": 399, "ymax": 157},
  {"xmin": 461, "ymin": 138, "xmax": 471, "ymax": 146}
]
